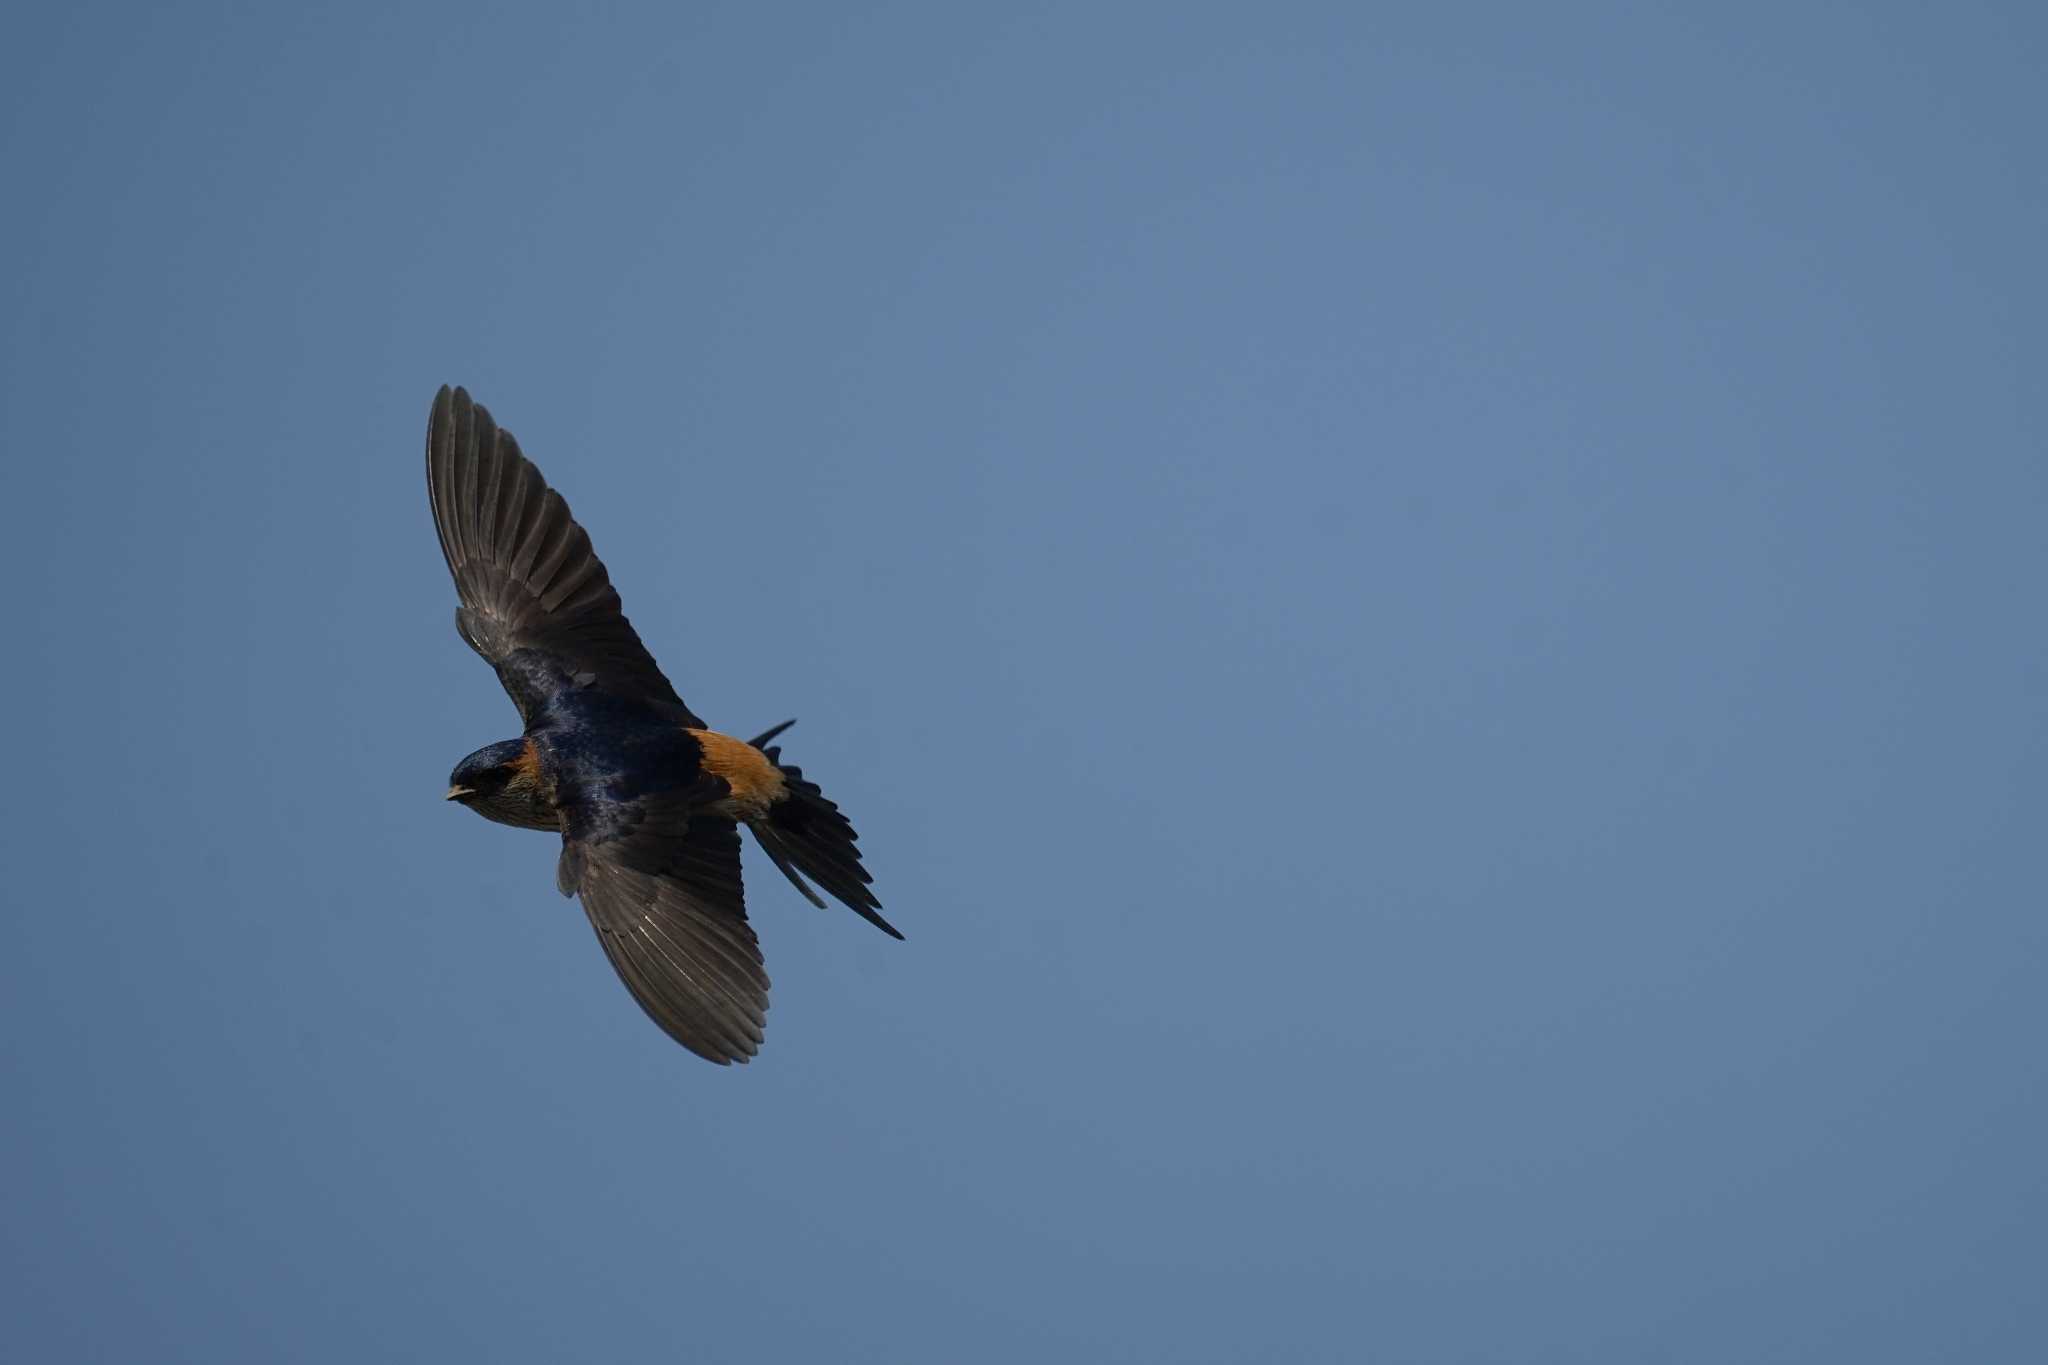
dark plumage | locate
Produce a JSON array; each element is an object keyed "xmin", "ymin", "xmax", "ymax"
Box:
[{"xmin": 427, "ymin": 385, "xmax": 898, "ymax": 1064}]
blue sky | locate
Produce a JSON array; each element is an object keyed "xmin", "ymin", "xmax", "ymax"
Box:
[{"xmin": 4, "ymin": 3, "xmax": 2044, "ymax": 1360}]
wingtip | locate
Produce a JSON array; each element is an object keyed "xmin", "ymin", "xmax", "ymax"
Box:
[{"xmin": 431, "ymin": 384, "xmax": 476, "ymax": 422}]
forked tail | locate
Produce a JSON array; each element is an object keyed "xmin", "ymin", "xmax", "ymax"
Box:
[{"xmin": 745, "ymin": 720, "xmax": 903, "ymax": 940}]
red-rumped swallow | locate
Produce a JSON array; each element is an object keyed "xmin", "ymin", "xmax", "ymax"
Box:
[{"xmin": 428, "ymin": 386, "xmax": 898, "ymax": 1063}]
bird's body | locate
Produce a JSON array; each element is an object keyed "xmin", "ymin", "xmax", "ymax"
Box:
[
  {"xmin": 457, "ymin": 699, "xmax": 792, "ymax": 837},
  {"xmin": 427, "ymin": 385, "xmax": 897, "ymax": 1064}
]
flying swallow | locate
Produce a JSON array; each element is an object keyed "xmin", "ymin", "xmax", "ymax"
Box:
[{"xmin": 427, "ymin": 385, "xmax": 898, "ymax": 1063}]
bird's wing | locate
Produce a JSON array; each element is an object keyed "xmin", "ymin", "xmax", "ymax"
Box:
[
  {"xmin": 557, "ymin": 794, "xmax": 769, "ymax": 1063},
  {"xmin": 425, "ymin": 385, "xmax": 702, "ymax": 727}
]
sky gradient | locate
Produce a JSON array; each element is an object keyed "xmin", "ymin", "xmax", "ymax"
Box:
[{"xmin": 4, "ymin": 3, "xmax": 2045, "ymax": 1361}]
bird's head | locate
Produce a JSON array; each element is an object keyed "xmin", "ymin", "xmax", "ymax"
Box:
[{"xmin": 445, "ymin": 738, "xmax": 554, "ymax": 829}]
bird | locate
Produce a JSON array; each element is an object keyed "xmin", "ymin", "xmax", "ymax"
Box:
[{"xmin": 426, "ymin": 384, "xmax": 899, "ymax": 1063}]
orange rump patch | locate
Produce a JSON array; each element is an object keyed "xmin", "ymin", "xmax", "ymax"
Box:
[{"xmin": 688, "ymin": 729, "xmax": 788, "ymax": 815}]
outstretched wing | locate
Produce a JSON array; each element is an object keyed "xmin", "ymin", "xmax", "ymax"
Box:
[
  {"xmin": 425, "ymin": 385, "xmax": 701, "ymax": 727},
  {"xmin": 568, "ymin": 819, "xmax": 770, "ymax": 1064}
]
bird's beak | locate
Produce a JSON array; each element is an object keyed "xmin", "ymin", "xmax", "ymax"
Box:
[{"xmin": 444, "ymin": 785, "xmax": 474, "ymax": 801}]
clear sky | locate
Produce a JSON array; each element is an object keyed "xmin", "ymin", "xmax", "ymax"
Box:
[{"xmin": 4, "ymin": 3, "xmax": 2044, "ymax": 1361}]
